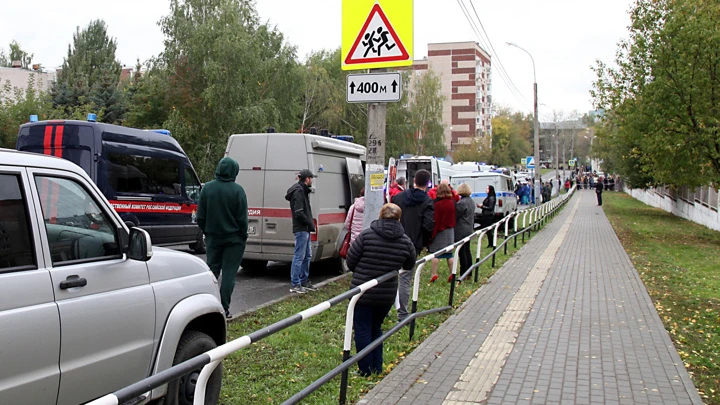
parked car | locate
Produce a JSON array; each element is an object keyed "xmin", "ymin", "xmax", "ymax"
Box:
[{"xmin": 0, "ymin": 148, "xmax": 226, "ymax": 405}]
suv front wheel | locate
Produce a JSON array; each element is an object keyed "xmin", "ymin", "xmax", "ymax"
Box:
[{"xmin": 165, "ymin": 331, "xmax": 222, "ymax": 405}]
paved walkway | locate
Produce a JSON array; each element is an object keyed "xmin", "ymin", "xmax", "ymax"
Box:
[{"xmin": 359, "ymin": 191, "xmax": 702, "ymax": 405}]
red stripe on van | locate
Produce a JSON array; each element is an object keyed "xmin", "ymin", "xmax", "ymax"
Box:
[
  {"xmin": 108, "ymin": 200, "xmax": 197, "ymax": 214},
  {"xmin": 318, "ymin": 212, "xmax": 346, "ymax": 225},
  {"xmin": 248, "ymin": 209, "xmax": 346, "ymax": 225},
  {"xmin": 43, "ymin": 126, "xmax": 53, "ymax": 155},
  {"xmin": 53, "ymin": 126, "xmax": 64, "ymax": 157},
  {"xmin": 247, "ymin": 208, "xmax": 292, "ymax": 218}
]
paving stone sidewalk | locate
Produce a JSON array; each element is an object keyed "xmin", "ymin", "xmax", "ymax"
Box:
[{"xmin": 358, "ymin": 191, "xmax": 702, "ymax": 405}]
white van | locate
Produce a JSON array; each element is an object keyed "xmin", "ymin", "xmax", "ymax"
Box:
[
  {"xmin": 450, "ymin": 171, "xmax": 517, "ymax": 222},
  {"xmin": 224, "ymin": 133, "xmax": 365, "ymax": 271},
  {"xmin": 395, "ymin": 156, "xmax": 452, "ymax": 188}
]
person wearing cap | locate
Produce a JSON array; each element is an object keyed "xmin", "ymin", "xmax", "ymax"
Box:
[{"xmin": 285, "ymin": 169, "xmax": 317, "ymax": 294}]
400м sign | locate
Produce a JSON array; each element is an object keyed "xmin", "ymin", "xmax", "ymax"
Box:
[{"xmin": 346, "ymin": 72, "xmax": 402, "ymax": 103}]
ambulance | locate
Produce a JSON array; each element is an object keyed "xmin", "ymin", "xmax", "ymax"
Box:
[{"xmin": 224, "ymin": 132, "xmax": 365, "ymax": 271}]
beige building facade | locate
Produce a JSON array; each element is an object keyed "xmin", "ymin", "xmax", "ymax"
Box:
[
  {"xmin": 0, "ymin": 67, "xmax": 55, "ymax": 101},
  {"xmin": 406, "ymin": 41, "xmax": 492, "ymax": 152}
]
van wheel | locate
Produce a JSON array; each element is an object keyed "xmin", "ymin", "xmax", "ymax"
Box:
[
  {"xmin": 190, "ymin": 233, "xmax": 206, "ymax": 254},
  {"xmin": 327, "ymin": 257, "xmax": 349, "ymax": 275},
  {"xmin": 165, "ymin": 331, "xmax": 221, "ymax": 405},
  {"xmin": 241, "ymin": 259, "xmax": 268, "ymax": 272}
]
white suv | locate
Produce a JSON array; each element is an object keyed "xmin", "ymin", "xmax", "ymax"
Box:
[{"xmin": 0, "ymin": 149, "xmax": 225, "ymax": 405}]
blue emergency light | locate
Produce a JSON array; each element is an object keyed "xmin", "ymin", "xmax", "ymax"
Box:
[
  {"xmin": 29, "ymin": 115, "xmax": 38, "ymax": 122},
  {"xmin": 149, "ymin": 129, "xmax": 172, "ymax": 136},
  {"xmin": 331, "ymin": 135, "xmax": 354, "ymax": 142},
  {"xmin": 87, "ymin": 113, "xmax": 97, "ymax": 122}
]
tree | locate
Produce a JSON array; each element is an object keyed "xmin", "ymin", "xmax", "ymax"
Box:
[
  {"xmin": 4, "ymin": 41, "xmax": 33, "ymax": 69},
  {"xmin": 408, "ymin": 69, "xmax": 445, "ymax": 157},
  {"xmin": 0, "ymin": 75, "xmax": 52, "ymax": 148},
  {"xmin": 53, "ymin": 20, "xmax": 122, "ymax": 114},
  {"xmin": 124, "ymin": 59, "xmax": 171, "ymax": 129},
  {"xmin": 90, "ymin": 64, "xmax": 125, "ymax": 124},
  {"xmin": 452, "ymin": 137, "xmax": 492, "ymax": 163},
  {"xmin": 159, "ymin": 0, "xmax": 304, "ymax": 179},
  {"xmin": 592, "ymin": 0, "xmax": 720, "ymax": 188}
]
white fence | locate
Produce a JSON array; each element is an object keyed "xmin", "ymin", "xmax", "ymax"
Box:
[{"xmin": 624, "ymin": 185, "xmax": 720, "ymax": 231}]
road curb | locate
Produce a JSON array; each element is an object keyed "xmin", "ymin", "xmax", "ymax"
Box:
[{"xmin": 228, "ymin": 271, "xmax": 353, "ymax": 321}]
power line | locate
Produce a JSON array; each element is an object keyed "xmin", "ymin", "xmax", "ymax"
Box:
[
  {"xmin": 455, "ymin": 0, "xmax": 529, "ymax": 112},
  {"xmin": 467, "ymin": 0, "xmax": 529, "ymax": 103},
  {"xmin": 459, "ymin": 0, "xmax": 534, "ymax": 112}
]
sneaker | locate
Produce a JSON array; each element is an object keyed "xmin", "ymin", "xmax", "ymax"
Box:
[
  {"xmin": 301, "ymin": 281, "xmax": 318, "ymax": 291},
  {"xmin": 290, "ymin": 286, "xmax": 307, "ymax": 294},
  {"xmin": 225, "ymin": 309, "xmax": 232, "ymax": 319}
]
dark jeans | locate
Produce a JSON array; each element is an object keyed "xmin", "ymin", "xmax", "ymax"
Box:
[
  {"xmin": 206, "ymin": 236, "xmax": 245, "ymax": 312},
  {"xmin": 458, "ymin": 241, "xmax": 472, "ymax": 277},
  {"xmin": 596, "ymin": 192, "xmax": 603, "ymax": 206},
  {"xmin": 354, "ymin": 303, "xmax": 392, "ymax": 376}
]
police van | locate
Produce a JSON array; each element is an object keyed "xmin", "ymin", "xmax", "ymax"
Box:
[
  {"xmin": 16, "ymin": 115, "xmax": 206, "ymax": 252},
  {"xmin": 224, "ymin": 132, "xmax": 365, "ymax": 271},
  {"xmin": 450, "ymin": 171, "xmax": 517, "ymax": 223}
]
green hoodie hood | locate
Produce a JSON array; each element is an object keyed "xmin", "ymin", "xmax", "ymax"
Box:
[{"xmin": 215, "ymin": 157, "xmax": 239, "ymax": 182}]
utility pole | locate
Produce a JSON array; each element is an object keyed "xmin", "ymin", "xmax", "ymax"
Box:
[
  {"xmin": 363, "ymin": 99, "xmax": 387, "ymax": 229},
  {"xmin": 507, "ymin": 42, "xmax": 540, "ymax": 206}
]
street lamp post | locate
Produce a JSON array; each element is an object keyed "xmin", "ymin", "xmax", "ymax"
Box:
[{"xmin": 507, "ymin": 42, "xmax": 540, "ymax": 206}]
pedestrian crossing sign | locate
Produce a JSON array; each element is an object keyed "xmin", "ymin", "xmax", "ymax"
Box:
[{"xmin": 342, "ymin": 0, "xmax": 413, "ymax": 70}]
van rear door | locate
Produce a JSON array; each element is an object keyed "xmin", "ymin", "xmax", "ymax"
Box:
[
  {"xmin": 17, "ymin": 123, "xmax": 96, "ymax": 180},
  {"xmin": 227, "ymin": 135, "xmax": 268, "ymax": 254}
]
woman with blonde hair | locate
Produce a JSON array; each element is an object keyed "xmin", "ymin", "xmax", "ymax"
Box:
[
  {"xmin": 346, "ymin": 203, "xmax": 417, "ymax": 376},
  {"xmin": 428, "ymin": 183, "xmax": 456, "ymax": 282},
  {"xmin": 455, "ymin": 183, "xmax": 475, "ymax": 276}
]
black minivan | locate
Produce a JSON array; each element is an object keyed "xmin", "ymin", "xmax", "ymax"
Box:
[{"xmin": 16, "ymin": 116, "xmax": 206, "ymax": 253}]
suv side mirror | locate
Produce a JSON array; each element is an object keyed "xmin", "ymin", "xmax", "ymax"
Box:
[{"xmin": 128, "ymin": 227, "xmax": 153, "ymax": 261}]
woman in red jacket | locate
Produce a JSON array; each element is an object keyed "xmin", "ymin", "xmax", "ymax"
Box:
[{"xmin": 428, "ymin": 183, "xmax": 456, "ymax": 282}]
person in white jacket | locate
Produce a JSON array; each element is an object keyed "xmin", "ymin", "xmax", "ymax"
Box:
[{"xmin": 344, "ymin": 188, "xmax": 366, "ymax": 246}]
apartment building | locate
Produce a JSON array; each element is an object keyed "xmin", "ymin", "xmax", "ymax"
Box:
[{"xmin": 404, "ymin": 41, "xmax": 492, "ymax": 152}]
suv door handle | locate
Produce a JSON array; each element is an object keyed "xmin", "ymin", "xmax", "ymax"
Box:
[{"xmin": 59, "ymin": 275, "xmax": 87, "ymax": 290}]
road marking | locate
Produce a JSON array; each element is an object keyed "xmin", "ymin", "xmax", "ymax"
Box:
[{"xmin": 443, "ymin": 194, "xmax": 582, "ymax": 404}]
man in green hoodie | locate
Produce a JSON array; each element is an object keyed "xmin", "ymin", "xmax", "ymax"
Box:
[{"xmin": 197, "ymin": 157, "xmax": 248, "ymax": 319}]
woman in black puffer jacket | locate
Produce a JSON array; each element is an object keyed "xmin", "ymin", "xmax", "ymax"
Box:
[{"xmin": 346, "ymin": 203, "xmax": 417, "ymax": 376}]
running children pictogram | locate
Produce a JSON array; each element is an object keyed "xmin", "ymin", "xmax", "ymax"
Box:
[
  {"xmin": 342, "ymin": 0, "xmax": 413, "ymax": 70},
  {"xmin": 345, "ymin": 4, "xmax": 409, "ymax": 64}
]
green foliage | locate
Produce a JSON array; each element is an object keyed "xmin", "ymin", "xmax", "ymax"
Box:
[
  {"xmin": 453, "ymin": 107, "xmax": 531, "ymax": 166},
  {"xmin": 159, "ymin": 0, "xmax": 303, "ymax": 180},
  {"xmin": 592, "ymin": 0, "xmax": 720, "ymax": 188},
  {"xmin": 409, "ymin": 69, "xmax": 446, "ymax": 157},
  {"xmin": 52, "ymin": 20, "xmax": 122, "ymax": 118},
  {"xmin": 0, "ymin": 75, "xmax": 52, "ymax": 148},
  {"xmin": 123, "ymin": 60, "xmax": 171, "ymax": 129},
  {"xmin": 6, "ymin": 40, "xmax": 33, "ymax": 69}
]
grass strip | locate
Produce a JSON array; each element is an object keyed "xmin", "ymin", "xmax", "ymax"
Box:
[
  {"xmin": 219, "ymin": 208, "xmax": 564, "ymax": 404},
  {"xmin": 603, "ymin": 192, "xmax": 720, "ymax": 404}
]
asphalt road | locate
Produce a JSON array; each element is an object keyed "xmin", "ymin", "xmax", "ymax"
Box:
[{"xmin": 167, "ymin": 245, "xmax": 347, "ymax": 317}]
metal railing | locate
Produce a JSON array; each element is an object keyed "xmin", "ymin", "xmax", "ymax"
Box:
[{"xmin": 87, "ymin": 188, "xmax": 575, "ymax": 405}]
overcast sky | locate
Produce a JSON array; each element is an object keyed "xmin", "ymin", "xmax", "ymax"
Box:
[{"xmin": 1, "ymin": 0, "xmax": 633, "ymax": 117}]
